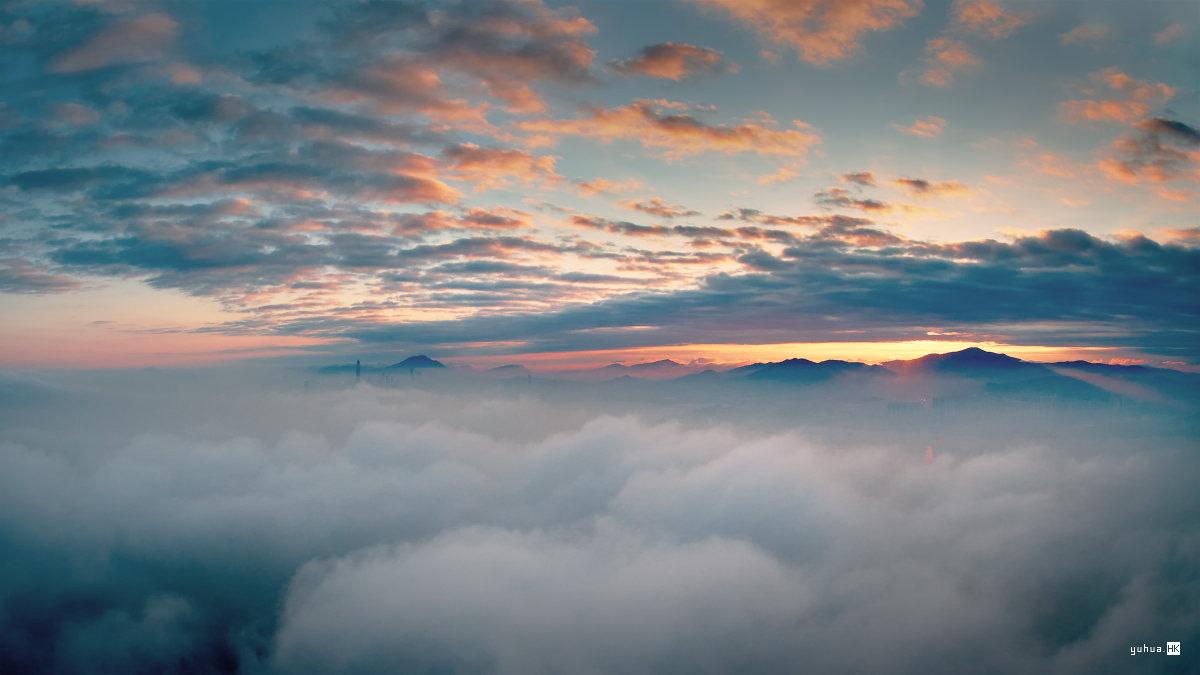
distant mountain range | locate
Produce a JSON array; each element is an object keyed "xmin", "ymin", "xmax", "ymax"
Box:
[
  {"xmin": 724, "ymin": 358, "xmax": 887, "ymax": 384},
  {"xmin": 315, "ymin": 348, "xmax": 1196, "ymax": 404}
]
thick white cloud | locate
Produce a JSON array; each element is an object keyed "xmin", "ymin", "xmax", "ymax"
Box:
[{"xmin": 0, "ymin": 370, "xmax": 1196, "ymax": 673}]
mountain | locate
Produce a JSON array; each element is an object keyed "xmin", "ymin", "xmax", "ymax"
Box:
[
  {"xmin": 582, "ymin": 359, "xmax": 693, "ymax": 381},
  {"xmin": 677, "ymin": 358, "xmax": 890, "ymax": 387},
  {"xmin": 485, "ymin": 364, "xmax": 532, "ymax": 379},
  {"xmin": 388, "ymin": 355, "xmax": 446, "ymax": 371},
  {"xmin": 884, "ymin": 347, "xmax": 1039, "ymax": 375},
  {"xmin": 599, "ymin": 359, "xmax": 685, "ymax": 373},
  {"xmin": 1049, "ymin": 360, "xmax": 1149, "ymax": 374},
  {"xmin": 314, "ymin": 347, "xmax": 1196, "ymax": 405},
  {"xmin": 730, "ymin": 358, "xmax": 889, "ymax": 383}
]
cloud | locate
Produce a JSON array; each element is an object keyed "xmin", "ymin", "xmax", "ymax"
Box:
[
  {"xmin": 814, "ymin": 187, "xmax": 890, "ymax": 211},
  {"xmin": 1060, "ymin": 23, "xmax": 1110, "ymax": 45},
  {"xmin": 892, "ymin": 177, "xmax": 971, "ymax": 196},
  {"xmin": 51, "ymin": 13, "xmax": 178, "ymax": 73},
  {"xmin": 756, "ymin": 165, "xmax": 802, "ymax": 185},
  {"xmin": 252, "ymin": 0, "xmax": 597, "ymax": 117},
  {"xmin": 570, "ymin": 215, "xmax": 670, "ymax": 238},
  {"xmin": 697, "ymin": 0, "xmax": 922, "ymax": 65},
  {"xmin": 608, "ymin": 42, "xmax": 729, "ymax": 80},
  {"xmin": 910, "ymin": 1, "xmax": 1023, "ymax": 89},
  {"xmin": 0, "ymin": 375, "xmax": 1195, "ymax": 673},
  {"xmin": 319, "ymin": 57, "xmax": 483, "ymax": 121},
  {"xmin": 276, "ymin": 526, "xmax": 801, "ymax": 674},
  {"xmin": 950, "ymin": 0, "xmax": 1029, "ymax": 39},
  {"xmin": 340, "ymin": 227, "xmax": 1200, "ymax": 360},
  {"xmin": 1097, "ymin": 117, "xmax": 1200, "ymax": 185},
  {"xmin": 621, "ymin": 197, "xmax": 701, "ymax": 219},
  {"xmin": 442, "ymin": 144, "xmax": 560, "ymax": 191},
  {"xmin": 1152, "ymin": 22, "xmax": 1186, "ymax": 46},
  {"xmin": 0, "ymin": 258, "xmax": 81, "ymax": 294},
  {"xmin": 574, "ymin": 178, "xmax": 642, "ymax": 197},
  {"xmin": 49, "ymin": 102, "xmax": 100, "ymax": 127},
  {"xmin": 518, "ymin": 99, "xmax": 821, "ymax": 159},
  {"xmin": 1060, "ymin": 68, "xmax": 1175, "ymax": 124},
  {"xmin": 841, "ymin": 171, "xmax": 877, "ymax": 186},
  {"xmin": 409, "ymin": 0, "xmax": 597, "ymax": 114},
  {"xmin": 891, "ymin": 115, "xmax": 947, "ymax": 138},
  {"xmin": 918, "ymin": 37, "xmax": 980, "ymax": 87}
]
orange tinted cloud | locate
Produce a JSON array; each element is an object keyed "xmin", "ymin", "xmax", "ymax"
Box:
[
  {"xmin": 1023, "ymin": 148, "xmax": 1077, "ymax": 179},
  {"xmin": 424, "ymin": 0, "xmax": 597, "ymax": 114},
  {"xmin": 892, "ymin": 115, "xmax": 947, "ymax": 138},
  {"xmin": 609, "ymin": 42, "xmax": 728, "ymax": 80},
  {"xmin": 757, "ymin": 165, "xmax": 802, "ymax": 185},
  {"xmin": 327, "ymin": 58, "xmax": 483, "ymax": 123},
  {"xmin": 442, "ymin": 144, "xmax": 560, "ymax": 190},
  {"xmin": 575, "ymin": 178, "xmax": 642, "ymax": 197},
  {"xmin": 698, "ymin": 0, "xmax": 921, "ymax": 65},
  {"xmin": 1060, "ymin": 68, "xmax": 1175, "ymax": 124},
  {"xmin": 892, "ymin": 178, "xmax": 972, "ymax": 196},
  {"xmin": 919, "ymin": 37, "xmax": 980, "ymax": 87},
  {"xmin": 951, "ymin": 0, "xmax": 1028, "ymax": 39},
  {"xmin": 1096, "ymin": 118, "xmax": 1200, "ymax": 185},
  {"xmin": 519, "ymin": 99, "xmax": 820, "ymax": 159}
]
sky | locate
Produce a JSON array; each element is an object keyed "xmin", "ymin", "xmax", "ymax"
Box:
[{"xmin": 0, "ymin": 0, "xmax": 1197, "ymax": 369}]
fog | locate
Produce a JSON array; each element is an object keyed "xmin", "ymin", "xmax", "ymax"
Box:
[{"xmin": 0, "ymin": 367, "xmax": 1196, "ymax": 674}]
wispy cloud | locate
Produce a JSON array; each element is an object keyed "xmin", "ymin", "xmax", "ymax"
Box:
[
  {"xmin": 1060, "ymin": 23, "xmax": 1110, "ymax": 45},
  {"xmin": 519, "ymin": 99, "xmax": 820, "ymax": 159},
  {"xmin": 892, "ymin": 115, "xmax": 947, "ymax": 138},
  {"xmin": 1061, "ymin": 68, "xmax": 1175, "ymax": 124},
  {"xmin": 697, "ymin": 0, "xmax": 921, "ymax": 64}
]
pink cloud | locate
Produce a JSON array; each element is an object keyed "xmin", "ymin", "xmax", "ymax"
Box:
[
  {"xmin": 621, "ymin": 197, "xmax": 702, "ymax": 219},
  {"xmin": 519, "ymin": 99, "xmax": 821, "ymax": 159},
  {"xmin": 951, "ymin": 0, "xmax": 1029, "ymax": 39},
  {"xmin": 52, "ymin": 13, "xmax": 178, "ymax": 73},
  {"xmin": 609, "ymin": 42, "xmax": 729, "ymax": 80},
  {"xmin": 574, "ymin": 178, "xmax": 642, "ymax": 197},
  {"xmin": 442, "ymin": 144, "xmax": 560, "ymax": 190},
  {"xmin": 698, "ymin": 0, "xmax": 921, "ymax": 65},
  {"xmin": 1060, "ymin": 68, "xmax": 1175, "ymax": 124},
  {"xmin": 892, "ymin": 115, "xmax": 947, "ymax": 138},
  {"xmin": 919, "ymin": 37, "xmax": 980, "ymax": 87}
]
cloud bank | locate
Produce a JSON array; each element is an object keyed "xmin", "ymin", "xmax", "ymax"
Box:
[{"xmin": 0, "ymin": 369, "xmax": 1196, "ymax": 673}]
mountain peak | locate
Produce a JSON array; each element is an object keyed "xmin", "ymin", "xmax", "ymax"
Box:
[
  {"xmin": 389, "ymin": 355, "xmax": 446, "ymax": 370},
  {"xmin": 933, "ymin": 347, "xmax": 1024, "ymax": 366},
  {"xmin": 883, "ymin": 347, "xmax": 1037, "ymax": 375},
  {"xmin": 602, "ymin": 359, "xmax": 683, "ymax": 370}
]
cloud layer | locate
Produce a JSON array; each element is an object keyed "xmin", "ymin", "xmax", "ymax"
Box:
[{"xmin": 0, "ymin": 370, "xmax": 1197, "ymax": 673}]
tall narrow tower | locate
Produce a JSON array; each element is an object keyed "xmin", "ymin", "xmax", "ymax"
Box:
[{"xmin": 355, "ymin": 359, "xmax": 361, "ymax": 382}]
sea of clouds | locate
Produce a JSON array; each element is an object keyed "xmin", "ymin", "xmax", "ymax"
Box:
[{"xmin": 0, "ymin": 368, "xmax": 1196, "ymax": 674}]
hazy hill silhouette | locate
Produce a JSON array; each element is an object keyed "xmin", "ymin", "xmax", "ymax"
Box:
[
  {"xmin": 882, "ymin": 346, "xmax": 1039, "ymax": 374},
  {"xmin": 315, "ymin": 348, "xmax": 1196, "ymax": 405},
  {"xmin": 728, "ymin": 358, "xmax": 889, "ymax": 383},
  {"xmin": 388, "ymin": 355, "xmax": 445, "ymax": 371}
]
